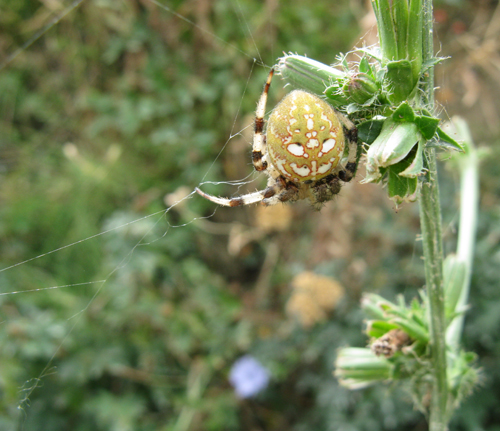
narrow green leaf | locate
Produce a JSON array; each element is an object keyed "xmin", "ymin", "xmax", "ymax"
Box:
[
  {"xmin": 358, "ymin": 56, "xmax": 372, "ymax": 75},
  {"xmin": 361, "ymin": 298, "xmax": 386, "ymax": 320},
  {"xmin": 357, "ymin": 46, "xmax": 383, "ymax": 62},
  {"xmin": 436, "ymin": 126, "xmax": 465, "ymax": 152},
  {"xmin": 392, "ymin": 318, "xmax": 429, "ymax": 343},
  {"xmin": 393, "ymin": 0, "xmax": 409, "ymax": 60},
  {"xmin": 362, "ymin": 293, "xmax": 396, "ymax": 308},
  {"xmin": 408, "ymin": 0, "xmax": 423, "ymax": 82},
  {"xmin": 411, "ymin": 312, "xmax": 427, "ymax": 330},
  {"xmin": 443, "ymin": 254, "xmax": 467, "ymax": 319},
  {"xmin": 373, "ymin": 0, "xmax": 398, "ymax": 61},
  {"xmin": 422, "ymin": 57, "xmax": 446, "ymax": 72},
  {"xmin": 367, "ymin": 320, "xmax": 400, "ymax": 338}
]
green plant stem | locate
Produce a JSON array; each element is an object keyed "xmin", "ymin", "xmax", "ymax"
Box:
[
  {"xmin": 418, "ymin": 1, "xmax": 449, "ymax": 430},
  {"xmin": 420, "ymin": 0, "xmax": 435, "ymax": 108},
  {"xmin": 446, "ymin": 118, "xmax": 479, "ymax": 350},
  {"xmin": 419, "ymin": 155, "xmax": 448, "ymax": 430}
]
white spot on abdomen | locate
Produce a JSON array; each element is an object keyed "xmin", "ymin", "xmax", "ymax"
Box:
[
  {"xmin": 290, "ymin": 163, "xmax": 311, "ymax": 177},
  {"xmin": 311, "ymin": 161, "xmax": 317, "ymax": 177},
  {"xmin": 318, "ymin": 161, "xmax": 332, "ymax": 174},
  {"xmin": 306, "ymin": 139, "xmax": 319, "ymax": 149},
  {"xmin": 321, "ymin": 138, "xmax": 336, "ymax": 154},
  {"xmin": 287, "ymin": 143, "xmax": 305, "ymax": 157},
  {"xmin": 276, "ymin": 158, "xmax": 291, "ymax": 177},
  {"xmin": 304, "ymin": 113, "xmax": 314, "ymax": 130},
  {"xmin": 321, "ymin": 112, "xmax": 333, "ymax": 128}
]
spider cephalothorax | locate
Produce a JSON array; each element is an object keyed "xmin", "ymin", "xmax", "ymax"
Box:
[{"xmin": 196, "ymin": 68, "xmax": 359, "ymax": 210}]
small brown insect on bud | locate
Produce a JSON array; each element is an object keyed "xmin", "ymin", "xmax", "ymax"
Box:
[{"xmin": 371, "ymin": 329, "xmax": 411, "ymax": 358}]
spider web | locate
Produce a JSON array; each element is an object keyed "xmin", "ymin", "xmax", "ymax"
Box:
[
  {"xmin": 0, "ymin": 0, "xmax": 276, "ymax": 424},
  {"xmin": 2, "ymin": 1, "xmax": 491, "ymax": 429},
  {"xmin": 0, "ymin": 2, "xmax": 399, "ymax": 429}
]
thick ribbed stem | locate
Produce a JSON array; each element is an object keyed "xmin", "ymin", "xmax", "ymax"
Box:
[{"xmin": 419, "ymin": 1, "xmax": 448, "ymax": 429}]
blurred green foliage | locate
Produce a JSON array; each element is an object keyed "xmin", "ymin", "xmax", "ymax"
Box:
[{"xmin": 0, "ymin": 0, "xmax": 499, "ymax": 430}]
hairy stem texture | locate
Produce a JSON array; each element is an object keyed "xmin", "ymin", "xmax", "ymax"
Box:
[{"xmin": 419, "ymin": 0, "xmax": 449, "ymax": 429}]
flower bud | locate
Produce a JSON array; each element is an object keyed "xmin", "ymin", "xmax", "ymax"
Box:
[
  {"xmin": 335, "ymin": 347, "xmax": 392, "ymax": 389},
  {"xmin": 361, "ymin": 103, "xmax": 427, "ymax": 205},
  {"xmin": 344, "ymin": 73, "xmax": 379, "ymax": 104},
  {"xmin": 277, "ymin": 54, "xmax": 346, "ymax": 96},
  {"xmin": 363, "ymin": 119, "xmax": 422, "ymax": 183}
]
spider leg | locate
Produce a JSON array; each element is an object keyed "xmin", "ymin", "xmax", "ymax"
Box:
[
  {"xmin": 195, "ymin": 172, "xmax": 290, "ymax": 207},
  {"xmin": 197, "ymin": 69, "xmax": 278, "ymax": 208},
  {"xmin": 195, "ymin": 187, "xmax": 267, "ymax": 207},
  {"xmin": 262, "ymin": 186, "xmax": 300, "ymax": 206},
  {"xmin": 262, "ymin": 178, "xmax": 300, "ymax": 206},
  {"xmin": 302, "ymin": 174, "xmax": 341, "ymax": 210},
  {"xmin": 252, "ymin": 68, "xmax": 274, "ymax": 172},
  {"xmin": 312, "ymin": 174, "xmax": 341, "ymax": 203},
  {"xmin": 335, "ymin": 110, "xmax": 359, "ymax": 183},
  {"xmin": 262, "ymin": 153, "xmax": 282, "ymax": 180}
]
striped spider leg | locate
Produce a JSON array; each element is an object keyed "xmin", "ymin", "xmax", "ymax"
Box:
[{"xmin": 196, "ymin": 68, "xmax": 358, "ymax": 210}]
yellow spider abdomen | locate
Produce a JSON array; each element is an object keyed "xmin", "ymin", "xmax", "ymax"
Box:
[{"xmin": 266, "ymin": 90, "xmax": 345, "ymax": 182}]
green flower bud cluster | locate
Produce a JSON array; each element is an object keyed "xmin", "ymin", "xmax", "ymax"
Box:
[
  {"xmin": 334, "ymin": 347, "xmax": 392, "ymax": 390},
  {"xmin": 361, "ymin": 103, "xmax": 433, "ymax": 204},
  {"xmin": 277, "ymin": 52, "xmax": 463, "ymax": 205},
  {"xmin": 335, "ymin": 290, "xmax": 479, "ymax": 413},
  {"xmin": 324, "ymin": 55, "xmax": 384, "ymax": 112},
  {"xmin": 345, "ymin": 73, "xmax": 379, "ymax": 105}
]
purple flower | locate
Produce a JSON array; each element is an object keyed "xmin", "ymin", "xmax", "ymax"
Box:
[{"xmin": 229, "ymin": 355, "xmax": 270, "ymax": 398}]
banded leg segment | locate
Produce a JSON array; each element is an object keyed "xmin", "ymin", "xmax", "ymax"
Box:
[
  {"xmin": 252, "ymin": 68, "xmax": 275, "ymax": 172},
  {"xmin": 262, "ymin": 180, "xmax": 300, "ymax": 206},
  {"xmin": 335, "ymin": 110, "xmax": 359, "ymax": 183},
  {"xmin": 195, "ymin": 187, "xmax": 266, "ymax": 207},
  {"xmin": 195, "ymin": 174, "xmax": 292, "ymax": 207}
]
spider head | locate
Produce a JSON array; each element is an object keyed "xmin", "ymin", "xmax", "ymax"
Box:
[{"xmin": 266, "ymin": 90, "xmax": 345, "ymax": 182}]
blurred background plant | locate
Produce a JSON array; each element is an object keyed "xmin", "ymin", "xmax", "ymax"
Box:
[{"xmin": 0, "ymin": 0, "xmax": 499, "ymax": 430}]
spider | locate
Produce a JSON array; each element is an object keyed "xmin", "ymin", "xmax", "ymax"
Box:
[{"xmin": 196, "ymin": 68, "xmax": 359, "ymax": 210}]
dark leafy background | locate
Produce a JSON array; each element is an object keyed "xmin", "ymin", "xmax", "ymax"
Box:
[{"xmin": 0, "ymin": 0, "xmax": 499, "ymax": 430}]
